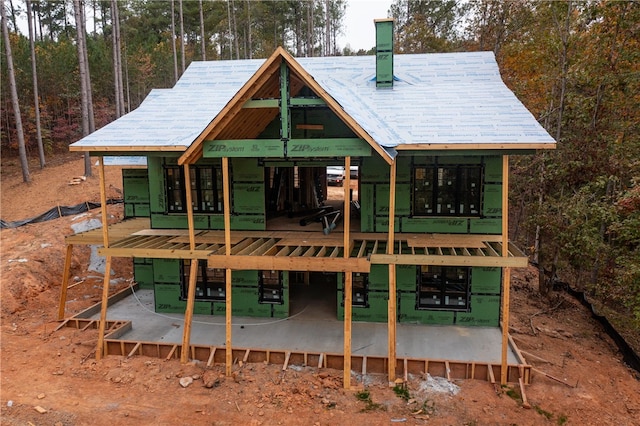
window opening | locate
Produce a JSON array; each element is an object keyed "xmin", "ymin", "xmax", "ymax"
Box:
[
  {"xmin": 259, "ymin": 270, "xmax": 284, "ymax": 304},
  {"xmin": 413, "ymin": 164, "xmax": 481, "ymax": 216},
  {"xmin": 181, "ymin": 260, "xmax": 226, "ymax": 301},
  {"xmin": 341, "ymin": 272, "xmax": 369, "ymax": 308},
  {"xmin": 165, "ymin": 165, "xmax": 223, "ymax": 213},
  {"xmin": 417, "ymin": 266, "xmax": 470, "ymax": 311}
]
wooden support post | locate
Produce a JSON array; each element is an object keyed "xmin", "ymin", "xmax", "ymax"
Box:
[
  {"xmin": 180, "ymin": 260, "xmax": 199, "ymax": 363},
  {"xmin": 96, "ymin": 157, "xmax": 112, "ymax": 361},
  {"xmin": 98, "ymin": 157, "xmax": 110, "ymax": 247},
  {"xmin": 343, "ymin": 271, "xmax": 352, "ymax": 389},
  {"xmin": 183, "ymin": 163, "xmax": 196, "ymax": 251},
  {"xmin": 57, "ymin": 244, "xmax": 74, "ymax": 320},
  {"xmin": 166, "ymin": 344, "xmax": 178, "ymax": 361},
  {"xmin": 343, "ymin": 157, "xmax": 351, "ymax": 253},
  {"xmin": 343, "ymin": 156, "xmax": 352, "ymax": 389},
  {"xmin": 500, "ymin": 155, "xmax": 511, "ymax": 385},
  {"xmin": 96, "ymin": 256, "xmax": 112, "ymax": 360},
  {"xmin": 222, "ymin": 157, "xmax": 233, "ymax": 377},
  {"xmin": 180, "ymin": 163, "xmax": 198, "ymax": 364},
  {"xmin": 206, "ymin": 347, "xmax": 217, "ymax": 367},
  {"xmin": 387, "ymin": 160, "xmax": 397, "ymax": 383}
]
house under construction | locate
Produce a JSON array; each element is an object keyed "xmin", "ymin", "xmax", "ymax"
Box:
[{"xmin": 60, "ymin": 20, "xmax": 556, "ymax": 388}]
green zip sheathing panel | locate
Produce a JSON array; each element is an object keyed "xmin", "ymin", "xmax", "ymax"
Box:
[
  {"xmin": 233, "ymin": 183, "xmax": 265, "ymax": 214},
  {"xmin": 456, "ymin": 295, "xmax": 500, "ymax": 326},
  {"xmin": 484, "ymin": 155, "xmax": 502, "ymax": 183},
  {"xmin": 375, "ymin": 19, "xmax": 394, "ymax": 88},
  {"xmin": 153, "ymin": 268, "xmax": 289, "ymax": 318},
  {"xmin": 148, "ymin": 156, "xmax": 266, "ymax": 231},
  {"xmin": 469, "ymin": 218, "xmax": 502, "ymax": 234},
  {"xmin": 203, "ymin": 139, "xmax": 285, "ymax": 158},
  {"xmin": 232, "ymin": 158, "xmax": 263, "ymax": 181},
  {"xmin": 337, "ymin": 289, "xmax": 388, "ymax": 322},
  {"xmin": 375, "ymin": 184, "xmax": 411, "ymax": 216},
  {"xmin": 482, "ymin": 184, "xmax": 502, "ymax": 217},
  {"xmin": 154, "ymin": 283, "xmax": 212, "ymax": 314},
  {"xmin": 122, "ymin": 169, "xmax": 151, "ymax": 219},
  {"xmin": 397, "ymin": 264, "xmax": 417, "ymax": 292},
  {"xmin": 401, "ymin": 217, "xmax": 469, "ymax": 233},
  {"xmin": 375, "ymin": 217, "xmax": 401, "ymax": 233},
  {"xmin": 471, "ymin": 267, "xmax": 502, "ymax": 294},
  {"xmin": 147, "ymin": 157, "xmax": 166, "ymax": 213},
  {"xmin": 133, "ymin": 262, "xmax": 154, "ymax": 289},
  {"xmin": 153, "ymin": 259, "xmax": 181, "ymax": 283},
  {"xmin": 398, "ymin": 292, "xmax": 455, "ymax": 325},
  {"xmin": 368, "ymin": 265, "xmax": 389, "ymax": 291},
  {"xmin": 360, "ymin": 154, "xmax": 504, "ymax": 233},
  {"xmin": 287, "ymin": 139, "xmax": 371, "ymax": 157}
]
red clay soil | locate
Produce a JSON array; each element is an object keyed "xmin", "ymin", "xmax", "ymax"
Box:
[{"xmin": 1, "ymin": 155, "xmax": 639, "ymax": 425}]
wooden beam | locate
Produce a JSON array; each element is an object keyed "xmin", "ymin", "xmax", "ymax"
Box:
[
  {"xmin": 98, "ymin": 157, "xmax": 110, "ymax": 249},
  {"xmin": 344, "ymin": 157, "xmax": 351, "ymax": 258},
  {"xmin": 96, "ymin": 256, "xmax": 112, "ymax": 361},
  {"xmin": 183, "ymin": 164, "xmax": 196, "ymax": 251},
  {"xmin": 96, "ymin": 156, "xmax": 113, "ymax": 360},
  {"xmin": 369, "ymin": 253, "xmax": 528, "ymax": 268},
  {"xmin": 180, "ymin": 260, "xmax": 199, "ymax": 363},
  {"xmin": 178, "ymin": 50, "xmax": 282, "ymax": 165},
  {"xmin": 222, "ymin": 157, "xmax": 233, "ymax": 377},
  {"xmin": 206, "ymin": 255, "xmax": 371, "ymax": 272},
  {"xmin": 501, "ymin": 155, "xmax": 510, "ymax": 385},
  {"xmin": 393, "ymin": 143, "xmax": 557, "ymax": 151},
  {"xmin": 387, "ymin": 160, "xmax": 397, "ymax": 383},
  {"xmin": 343, "ymin": 271, "xmax": 352, "ymax": 389},
  {"xmin": 69, "ymin": 145, "xmax": 186, "ymax": 152},
  {"xmin": 57, "ymin": 244, "xmax": 74, "ymax": 320},
  {"xmin": 279, "ymin": 48, "xmax": 393, "ymax": 165}
]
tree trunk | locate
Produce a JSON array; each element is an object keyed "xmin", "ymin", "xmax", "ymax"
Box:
[
  {"xmin": 2, "ymin": 3, "xmax": 30, "ymax": 182},
  {"xmin": 231, "ymin": 0, "xmax": 239, "ymax": 59},
  {"xmin": 227, "ymin": 0, "xmax": 233, "ymax": 59},
  {"xmin": 111, "ymin": 0, "xmax": 125, "ymax": 117},
  {"xmin": 246, "ymin": 0, "xmax": 251, "ymax": 59},
  {"xmin": 73, "ymin": 0, "xmax": 92, "ymax": 177},
  {"xmin": 179, "ymin": 0, "xmax": 185, "ymax": 73},
  {"xmin": 325, "ymin": 0, "xmax": 330, "ymax": 55},
  {"xmin": 171, "ymin": 0, "xmax": 178, "ymax": 83},
  {"xmin": 555, "ymin": 1, "xmax": 572, "ymax": 142},
  {"xmin": 26, "ymin": 0, "xmax": 45, "ymax": 168},
  {"xmin": 199, "ymin": 0, "xmax": 206, "ymax": 60}
]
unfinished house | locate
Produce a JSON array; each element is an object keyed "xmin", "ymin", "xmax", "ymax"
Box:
[{"xmin": 61, "ymin": 20, "xmax": 556, "ymax": 388}]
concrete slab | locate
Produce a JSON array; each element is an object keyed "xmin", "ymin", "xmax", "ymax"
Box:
[{"xmin": 92, "ymin": 288, "xmax": 518, "ymax": 364}]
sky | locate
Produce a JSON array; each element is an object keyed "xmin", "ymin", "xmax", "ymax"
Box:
[{"xmin": 337, "ymin": 0, "xmax": 394, "ymax": 52}]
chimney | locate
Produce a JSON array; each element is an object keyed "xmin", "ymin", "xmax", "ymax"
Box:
[{"xmin": 375, "ymin": 18, "xmax": 394, "ymax": 88}]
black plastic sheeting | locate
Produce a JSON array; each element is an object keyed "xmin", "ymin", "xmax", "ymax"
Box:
[
  {"xmin": 0, "ymin": 199, "xmax": 123, "ymax": 229},
  {"xmin": 562, "ymin": 283, "xmax": 640, "ymax": 376}
]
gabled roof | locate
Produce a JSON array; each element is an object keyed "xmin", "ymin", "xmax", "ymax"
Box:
[{"xmin": 70, "ymin": 48, "xmax": 556, "ymax": 159}]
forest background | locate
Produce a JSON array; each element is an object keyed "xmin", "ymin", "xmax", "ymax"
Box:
[{"xmin": 1, "ymin": 0, "xmax": 639, "ymax": 349}]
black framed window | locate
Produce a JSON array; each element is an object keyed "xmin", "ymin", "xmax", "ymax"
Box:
[
  {"xmin": 413, "ymin": 164, "xmax": 482, "ymax": 216},
  {"xmin": 417, "ymin": 266, "xmax": 470, "ymax": 311},
  {"xmin": 165, "ymin": 165, "xmax": 223, "ymax": 213},
  {"xmin": 341, "ymin": 272, "xmax": 369, "ymax": 308},
  {"xmin": 259, "ymin": 270, "xmax": 283, "ymax": 304},
  {"xmin": 181, "ymin": 260, "xmax": 226, "ymax": 301}
]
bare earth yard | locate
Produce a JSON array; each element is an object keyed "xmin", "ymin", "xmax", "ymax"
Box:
[{"xmin": 1, "ymin": 155, "xmax": 639, "ymax": 425}]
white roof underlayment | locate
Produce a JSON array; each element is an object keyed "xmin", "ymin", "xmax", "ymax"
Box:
[{"xmin": 70, "ymin": 51, "xmax": 555, "ymax": 152}]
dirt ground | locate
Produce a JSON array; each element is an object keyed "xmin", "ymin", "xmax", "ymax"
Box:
[{"xmin": 1, "ymin": 155, "xmax": 639, "ymax": 426}]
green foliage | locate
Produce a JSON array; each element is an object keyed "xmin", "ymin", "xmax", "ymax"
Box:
[
  {"xmin": 392, "ymin": 383, "xmax": 410, "ymax": 401},
  {"xmin": 355, "ymin": 389, "xmax": 385, "ymax": 412},
  {"xmin": 534, "ymin": 404, "xmax": 554, "ymax": 420}
]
